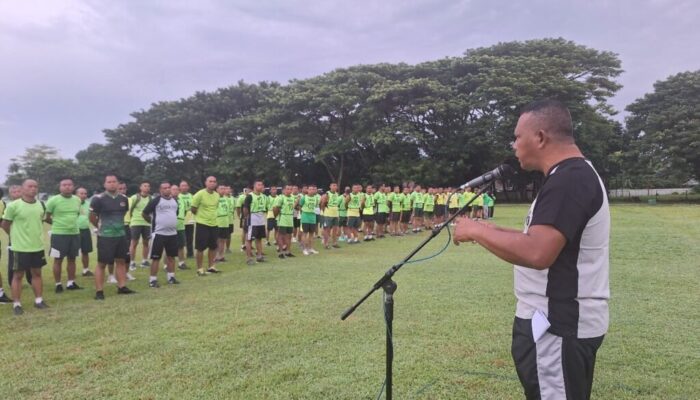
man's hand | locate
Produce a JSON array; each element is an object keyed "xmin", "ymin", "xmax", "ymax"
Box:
[{"xmin": 453, "ymin": 217, "xmax": 487, "ymax": 245}]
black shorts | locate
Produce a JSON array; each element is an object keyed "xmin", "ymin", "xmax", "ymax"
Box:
[
  {"xmin": 448, "ymin": 207, "xmax": 459, "ymax": 215},
  {"xmin": 424, "ymin": 211, "xmax": 434, "ymax": 219},
  {"xmin": 246, "ymin": 225, "xmax": 266, "ymax": 241},
  {"xmin": 390, "ymin": 212, "xmax": 401, "ymax": 222},
  {"xmin": 512, "ymin": 317, "xmax": 604, "ymax": 400},
  {"xmin": 293, "ymin": 218, "xmax": 300, "ymax": 229},
  {"xmin": 322, "ymin": 216, "xmax": 339, "ymax": 228},
  {"xmin": 51, "ymin": 233, "xmax": 80, "ymax": 259},
  {"xmin": 11, "ymin": 250, "xmax": 47, "ymax": 271},
  {"xmin": 177, "ymin": 230, "xmax": 186, "ymax": 248},
  {"xmin": 79, "ymin": 229, "xmax": 93, "ymax": 254},
  {"xmin": 218, "ymin": 226, "xmax": 231, "ymax": 240},
  {"xmin": 375, "ymin": 212, "xmax": 388, "ymax": 225},
  {"xmin": 130, "ymin": 225, "xmax": 151, "ymax": 241},
  {"xmin": 400, "ymin": 212, "xmax": 411, "ymax": 223},
  {"xmin": 267, "ymin": 218, "xmax": 277, "ymax": 231},
  {"xmin": 195, "ymin": 224, "xmax": 219, "ymax": 251},
  {"xmin": 301, "ymin": 223, "xmax": 317, "ymax": 234},
  {"xmin": 435, "ymin": 206, "xmax": 445, "ymax": 217},
  {"xmin": 124, "ymin": 225, "xmax": 132, "ymax": 241},
  {"xmin": 97, "ymin": 236, "xmax": 129, "ymax": 264},
  {"xmin": 278, "ymin": 226, "xmax": 293, "ymax": 235},
  {"xmin": 362, "ymin": 214, "xmax": 375, "ymax": 222},
  {"xmin": 413, "ymin": 208, "xmax": 424, "ymax": 218},
  {"xmin": 339, "ymin": 216, "xmax": 347, "ymax": 227},
  {"xmin": 347, "ymin": 216, "xmax": 361, "ymax": 229},
  {"xmin": 149, "ymin": 234, "xmax": 178, "ymax": 260}
]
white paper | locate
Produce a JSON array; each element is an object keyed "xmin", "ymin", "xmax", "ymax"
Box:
[
  {"xmin": 532, "ymin": 309, "xmax": 551, "ymax": 342},
  {"xmin": 49, "ymin": 248, "xmax": 61, "ymax": 258}
]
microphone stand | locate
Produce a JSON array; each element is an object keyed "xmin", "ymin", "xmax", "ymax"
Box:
[{"xmin": 341, "ymin": 185, "xmax": 488, "ymax": 400}]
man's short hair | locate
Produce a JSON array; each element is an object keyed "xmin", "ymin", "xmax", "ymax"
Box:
[{"xmin": 520, "ymin": 99, "xmax": 574, "ymax": 138}]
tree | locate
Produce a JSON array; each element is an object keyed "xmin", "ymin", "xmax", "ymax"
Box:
[{"xmin": 5, "ymin": 145, "xmax": 77, "ymax": 192}]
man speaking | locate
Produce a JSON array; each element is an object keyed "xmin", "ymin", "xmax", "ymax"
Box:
[{"xmin": 453, "ymin": 100, "xmax": 609, "ymax": 400}]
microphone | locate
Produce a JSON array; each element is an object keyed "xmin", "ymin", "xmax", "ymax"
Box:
[{"xmin": 460, "ymin": 164, "xmax": 514, "ymax": 189}]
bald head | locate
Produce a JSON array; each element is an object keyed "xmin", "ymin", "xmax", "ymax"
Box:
[{"xmin": 519, "ymin": 99, "xmax": 574, "ymax": 141}]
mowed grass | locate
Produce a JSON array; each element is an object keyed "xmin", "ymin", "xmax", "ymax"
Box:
[{"xmin": 0, "ymin": 204, "xmax": 698, "ymax": 399}]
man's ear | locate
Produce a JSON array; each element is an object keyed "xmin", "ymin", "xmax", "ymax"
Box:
[{"xmin": 535, "ymin": 129, "xmax": 547, "ymax": 149}]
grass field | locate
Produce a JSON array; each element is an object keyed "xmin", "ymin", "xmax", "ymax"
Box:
[{"xmin": 0, "ymin": 204, "xmax": 698, "ymax": 399}]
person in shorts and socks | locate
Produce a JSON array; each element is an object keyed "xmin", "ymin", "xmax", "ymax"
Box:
[
  {"xmin": 142, "ymin": 182, "xmax": 181, "ymax": 287},
  {"xmin": 191, "ymin": 176, "xmax": 221, "ymax": 276},
  {"xmin": 45, "ymin": 178, "xmax": 83, "ymax": 292},
  {"xmin": 76, "ymin": 187, "xmax": 95, "ymax": 277},
  {"xmin": 243, "ymin": 181, "xmax": 268, "ymax": 265}
]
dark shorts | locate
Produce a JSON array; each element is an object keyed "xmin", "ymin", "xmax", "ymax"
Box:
[
  {"xmin": 246, "ymin": 225, "xmax": 266, "ymax": 241},
  {"xmin": 339, "ymin": 216, "xmax": 347, "ymax": 227},
  {"xmin": 218, "ymin": 226, "xmax": 231, "ymax": 240},
  {"xmin": 435, "ymin": 206, "xmax": 445, "ymax": 217},
  {"xmin": 293, "ymin": 218, "xmax": 300, "ymax": 229},
  {"xmin": 124, "ymin": 225, "xmax": 132, "ymax": 241},
  {"xmin": 177, "ymin": 230, "xmax": 186, "ymax": 248},
  {"xmin": 512, "ymin": 317, "xmax": 604, "ymax": 400},
  {"xmin": 11, "ymin": 250, "xmax": 47, "ymax": 271},
  {"xmin": 400, "ymin": 212, "xmax": 411, "ymax": 223},
  {"xmin": 278, "ymin": 226, "xmax": 293, "ymax": 235},
  {"xmin": 228, "ymin": 224, "xmax": 234, "ymax": 234},
  {"xmin": 51, "ymin": 233, "xmax": 80, "ymax": 259},
  {"xmin": 459, "ymin": 207, "xmax": 470, "ymax": 216},
  {"xmin": 390, "ymin": 212, "xmax": 401, "ymax": 222},
  {"xmin": 301, "ymin": 222, "xmax": 317, "ymax": 234},
  {"xmin": 413, "ymin": 208, "xmax": 424, "ymax": 218},
  {"xmin": 424, "ymin": 211, "xmax": 434, "ymax": 219},
  {"xmin": 97, "ymin": 236, "xmax": 129, "ymax": 264},
  {"xmin": 362, "ymin": 214, "xmax": 375, "ymax": 222},
  {"xmin": 195, "ymin": 224, "xmax": 219, "ymax": 251},
  {"xmin": 267, "ymin": 218, "xmax": 278, "ymax": 231},
  {"xmin": 448, "ymin": 207, "xmax": 459, "ymax": 215},
  {"xmin": 130, "ymin": 225, "xmax": 151, "ymax": 241},
  {"xmin": 79, "ymin": 229, "xmax": 93, "ymax": 254},
  {"xmin": 149, "ymin": 234, "xmax": 178, "ymax": 260},
  {"xmin": 375, "ymin": 212, "xmax": 388, "ymax": 225},
  {"xmin": 322, "ymin": 216, "xmax": 339, "ymax": 228},
  {"xmin": 347, "ymin": 216, "xmax": 361, "ymax": 229}
]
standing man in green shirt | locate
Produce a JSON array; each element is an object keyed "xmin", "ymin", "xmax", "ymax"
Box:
[
  {"xmin": 320, "ymin": 183, "xmax": 342, "ymax": 249},
  {"xmin": 169, "ymin": 185, "xmax": 189, "ymax": 270},
  {"xmin": 45, "ymin": 178, "xmax": 83, "ymax": 292},
  {"xmin": 243, "ymin": 180, "xmax": 268, "ymax": 265},
  {"xmin": 411, "ymin": 185, "xmax": 425, "ymax": 233},
  {"xmin": 215, "ymin": 185, "xmax": 231, "ymax": 263},
  {"xmin": 265, "ymin": 186, "xmax": 279, "ymax": 247},
  {"xmin": 128, "ymin": 182, "xmax": 152, "ymax": 270},
  {"xmin": 0, "ymin": 189, "xmax": 12, "ymax": 303},
  {"xmin": 178, "ymin": 181, "xmax": 195, "ymax": 259},
  {"xmin": 236, "ymin": 188, "xmax": 250, "ymax": 252},
  {"xmin": 423, "ymin": 187, "xmax": 436, "ymax": 230},
  {"xmin": 273, "ymin": 185, "xmax": 296, "ymax": 258},
  {"xmin": 5, "ymin": 184, "xmax": 31, "ymax": 287},
  {"xmin": 373, "ymin": 184, "xmax": 389, "ymax": 239},
  {"xmin": 1, "ymin": 179, "xmax": 49, "ymax": 315},
  {"xmin": 297, "ymin": 184, "xmax": 320, "ymax": 255},
  {"xmin": 76, "ymin": 187, "xmax": 94, "ymax": 277},
  {"xmin": 362, "ymin": 185, "xmax": 376, "ymax": 241},
  {"xmin": 345, "ymin": 184, "xmax": 363, "ymax": 244},
  {"xmin": 225, "ymin": 186, "xmax": 235, "ymax": 254},
  {"xmin": 191, "ymin": 176, "xmax": 221, "ymax": 276},
  {"xmin": 400, "ymin": 186, "xmax": 413, "ymax": 235},
  {"xmin": 388, "ymin": 185, "xmax": 403, "ymax": 236}
]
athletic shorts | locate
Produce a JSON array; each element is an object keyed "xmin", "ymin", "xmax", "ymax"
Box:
[
  {"xmin": 124, "ymin": 225, "xmax": 132, "ymax": 241},
  {"xmin": 97, "ymin": 236, "xmax": 129, "ymax": 264},
  {"xmin": 512, "ymin": 317, "xmax": 604, "ymax": 400},
  {"xmin": 413, "ymin": 208, "xmax": 424, "ymax": 218},
  {"xmin": 149, "ymin": 234, "xmax": 178, "ymax": 260},
  {"xmin": 459, "ymin": 207, "xmax": 469, "ymax": 216},
  {"xmin": 11, "ymin": 250, "xmax": 47, "ymax": 271},
  {"xmin": 79, "ymin": 228, "xmax": 93, "ymax": 254},
  {"xmin": 322, "ymin": 216, "xmax": 339, "ymax": 228},
  {"xmin": 339, "ymin": 217, "xmax": 347, "ymax": 227},
  {"xmin": 448, "ymin": 207, "xmax": 459, "ymax": 215},
  {"xmin": 130, "ymin": 225, "xmax": 151, "ymax": 241},
  {"xmin": 278, "ymin": 226, "xmax": 293, "ymax": 235},
  {"xmin": 424, "ymin": 211, "xmax": 434, "ymax": 219},
  {"xmin": 218, "ymin": 226, "xmax": 231, "ymax": 240},
  {"xmin": 347, "ymin": 217, "xmax": 361, "ymax": 229},
  {"xmin": 267, "ymin": 218, "xmax": 278, "ymax": 231},
  {"xmin": 375, "ymin": 212, "xmax": 388, "ymax": 225},
  {"xmin": 435, "ymin": 206, "xmax": 445, "ymax": 217},
  {"xmin": 195, "ymin": 224, "xmax": 219, "ymax": 251},
  {"xmin": 362, "ymin": 214, "xmax": 375, "ymax": 222},
  {"xmin": 390, "ymin": 212, "xmax": 401, "ymax": 222},
  {"xmin": 315, "ymin": 214, "xmax": 321, "ymax": 224},
  {"xmin": 176, "ymin": 230, "xmax": 186, "ymax": 248},
  {"xmin": 246, "ymin": 225, "xmax": 266, "ymax": 241},
  {"xmin": 301, "ymin": 223, "xmax": 317, "ymax": 234},
  {"xmin": 293, "ymin": 218, "xmax": 300, "ymax": 229},
  {"xmin": 50, "ymin": 233, "xmax": 80, "ymax": 259},
  {"xmin": 400, "ymin": 212, "xmax": 411, "ymax": 223}
]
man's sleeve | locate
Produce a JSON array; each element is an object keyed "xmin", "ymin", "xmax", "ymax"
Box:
[
  {"xmin": 191, "ymin": 192, "xmax": 200, "ymax": 208},
  {"xmin": 2, "ymin": 201, "xmax": 15, "ymax": 221},
  {"xmin": 243, "ymin": 194, "xmax": 252, "ymax": 209},
  {"xmin": 89, "ymin": 196, "xmax": 101, "ymax": 214},
  {"xmin": 142, "ymin": 197, "xmax": 159, "ymax": 217}
]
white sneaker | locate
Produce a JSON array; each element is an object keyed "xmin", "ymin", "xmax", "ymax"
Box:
[
  {"xmin": 129, "ymin": 262, "xmax": 137, "ymax": 271},
  {"xmin": 126, "ymin": 273, "xmax": 136, "ymax": 281},
  {"xmin": 303, "ymin": 249, "xmax": 310, "ymax": 256},
  {"xmin": 310, "ymin": 249, "xmax": 319, "ymax": 254},
  {"xmin": 107, "ymin": 275, "xmax": 117, "ymax": 284},
  {"xmin": 292, "ymin": 237, "xmax": 298, "ymax": 243}
]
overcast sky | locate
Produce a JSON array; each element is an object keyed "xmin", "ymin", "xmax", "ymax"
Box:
[{"xmin": 1, "ymin": 0, "xmax": 698, "ymax": 181}]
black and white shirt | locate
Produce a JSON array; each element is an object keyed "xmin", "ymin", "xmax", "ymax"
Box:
[
  {"xmin": 515, "ymin": 157, "xmax": 610, "ymax": 339},
  {"xmin": 142, "ymin": 196, "xmax": 179, "ymax": 237}
]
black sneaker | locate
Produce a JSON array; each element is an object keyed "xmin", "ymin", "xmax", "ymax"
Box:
[
  {"xmin": 149, "ymin": 280, "xmax": 160, "ymax": 288},
  {"xmin": 285, "ymin": 253, "xmax": 295, "ymax": 258},
  {"xmin": 13, "ymin": 305, "xmax": 23, "ymax": 316},
  {"xmin": 55, "ymin": 284, "xmax": 64, "ymax": 293},
  {"xmin": 82, "ymin": 270, "xmax": 94, "ymax": 277},
  {"xmin": 167, "ymin": 276, "xmax": 180, "ymax": 285},
  {"xmin": 34, "ymin": 301, "xmax": 49, "ymax": 309},
  {"xmin": 177, "ymin": 263, "xmax": 190, "ymax": 270},
  {"xmin": 206, "ymin": 267, "xmax": 221, "ymax": 274},
  {"xmin": 117, "ymin": 286, "xmax": 136, "ymax": 295},
  {"xmin": 0, "ymin": 293, "xmax": 11, "ymax": 303},
  {"xmin": 66, "ymin": 283, "xmax": 83, "ymax": 290},
  {"xmin": 332, "ymin": 244, "xmax": 341, "ymax": 249},
  {"xmin": 278, "ymin": 253, "xmax": 285, "ymax": 259},
  {"xmin": 95, "ymin": 291, "xmax": 105, "ymax": 300}
]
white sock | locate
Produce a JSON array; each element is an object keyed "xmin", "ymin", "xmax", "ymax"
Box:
[
  {"xmin": 14, "ymin": 301, "xmax": 21, "ymax": 308},
  {"xmin": 67, "ymin": 280, "xmax": 75, "ymax": 286},
  {"xmin": 35, "ymin": 297, "xmax": 43, "ymax": 304},
  {"xmin": 0, "ymin": 288, "xmax": 3, "ymax": 297},
  {"xmin": 55, "ymin": 282, "xmax": 62, "ymax": 286},
  {"xmin": 109, "ymin": 274, "xmax": 115, "ymax": 280},
  {"xmin": 83, "ymin": 268, "xmax": 89, "ymax": 273},
  {"xmin": 178, "ymin": 261, "xmax": 185, "ymax": 267},
  {"xmin": 167, "ymin": 272, "xmax": 175, "ymax": 280},
  {"xmin": 149, "ymin": 276, "xmax": 157, "ymax": 283}
]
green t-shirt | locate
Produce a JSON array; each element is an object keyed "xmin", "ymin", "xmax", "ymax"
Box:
[
  {"xmin": 338, "ymin": 194, "xmax": 347, "ymax": 217},
  {"xmin": 129, "ymin": 194, "xmax": 152, "ymax": 227},
  {"xmin": 78, "ymin": 199, "xmax": 91, "ymax": 230},
  {"xmin": 411, "ymin": 192, "xmax": 424, "ymax": 209},
  {"xmin": 175, "ymin": 196, "xmax": 186, "ymax": 231},
  {"xmin": 423, "ymin": 193, "xmax": 435, "ymax": 212},
  {"xmin": 227, "ymin": 196, "xmax": 236, "ymax": 224},
  {"xmin": 389, "ymin": 193, "xmax": 403, "ymax": 212},
  {"xmin": 401, "ymin": 194, "xmax": 412, "ymax": 211},
  {"xmin": 374, "ymin": 192, "xmax": 389, "ymax": 213},
  {"xmin": 3, "ymin": 199, "xmax": 45, "ymax": 252},
  {"xmin": 179, "ymin": 193, "xmax": 195, "ymax": 225},
  {"xmin": 275, "ymin": 195, "xmax": 295, "ymax": 227},
  {"xmin": 462, "ymin": 192, "xmax": 475, "ymax": 207},
  {"xmin": 192, "ymin": 189, "xmax": 220, "ymax": 227},
  {"xmin": 266, "ymin": 195, "xmax": 278, "ymax": 219},
  {"xmin": 217, "ymin": 197, "xmax": 231, "ymax": 228},
  {"xmin": 46, "ymin": 194, "xmax": 81, "ymax": 235},
  {"xmin": 363, "ymin": 192, "xmax": 375, "ymax": 215},
  {"xmin": 299, "ymin": 195, "xmax": 319, "ymax": 224}
]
